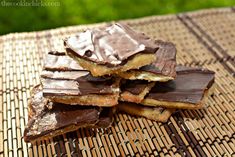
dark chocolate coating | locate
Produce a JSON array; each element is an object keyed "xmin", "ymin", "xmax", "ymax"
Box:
[
  {"xmin": 41, "ymin": 52, "xmax": 117, "ymax": 96},
  {"xmin": 64, "ymin": 23, "xmax": 158, "ymax": 66},
  {"xmin": 24, "ymin": 85, "xmax": 99, "ymax": 142},
  {"xmin": 44, "ymin": 51, "xmax": 84, "ymax": 71},
  {"xmin": 122, "ymin": 80, "xmax": 151, "ymax": 95},
  {"xmin": 24, "ymin": 85, "xmax": 113, "ymax": 142},
  {"xmin": 94, "ymin": 107, "xmax": 114, "ymax": 128},
  {"xmin": 145, "ymin": 66, "xmax": 215, "ymax": 104},
  {"xmin": 139, "ymin": 40, "xmax": 176, "ymax": 77}
]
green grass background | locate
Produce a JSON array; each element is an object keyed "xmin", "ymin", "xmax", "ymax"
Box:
[{"xmin": 0, "ymin": 0, "xmax": 234, "ymax": 35}]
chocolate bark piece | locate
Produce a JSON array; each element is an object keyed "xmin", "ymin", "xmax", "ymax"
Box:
[
  {"xmin": 118, "ymin": 40, "xmax": 176, "ymax": 82},
  {"xmin": 44, "ymin": 51, "xmax": 84, "ymax": 71},
  {"xmin": 118, "ymin": 102, "xmax": 175, "ymax": 122},
  {"xmin": 24, "ymin": 85, "xmax": 114, "ymax": 143},
  {"xmin": 94, "ymin": 107, "xmax": 115, "ymax": 128},
  {"xmin": 64, "ymin": 23, "xmax": 158, "ymax": 76},
  {"xmin": 120, "ymin": 80, "xmax": 155, "ymax": 103},
  {"xmin": 41, "ymin": 52, "xmax": 120, "ymax": 106},
  {"xmin": 142, "ymin": 66, "xmax": 215, "ymax": 109}
]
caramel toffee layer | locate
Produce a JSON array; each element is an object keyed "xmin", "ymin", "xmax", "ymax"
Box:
[
  {"xmin": 24, "ymin": 85, "xmax": 113, "ymax": 142},
  {"xmin": 145, "ymin": 66, "xmax": 215, "ymax": 104},
  {"xmin": 64, "ymin": 23, "xmax": 159, "ymax": 66},
  {"xmin": 42, "ymin": 52, "xmax": 119, "ymax": 97},
  {"xmin": 118, "ymin": 102, "xmax": 175, "ymax": 122},
  {"xmin": 139, "ymin": 40, "xmax": 177, "ymax": 77}
]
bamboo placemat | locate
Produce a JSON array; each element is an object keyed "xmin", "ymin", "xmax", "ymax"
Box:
[{"xmin": 0, "ymin": 7, "xmax": 235, "ymax": 157}]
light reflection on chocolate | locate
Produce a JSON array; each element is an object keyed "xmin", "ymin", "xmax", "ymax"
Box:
[
  {"xmin": 64, "ymin": 23, "xmax": 159, "ymax": 66},
  {"xmin": 42, "ymin": 52, "xmax": 118, "ymax": 96},
  {"xmin": 145, "ymin": 66, "xmax": 215, "ymax": 104}
]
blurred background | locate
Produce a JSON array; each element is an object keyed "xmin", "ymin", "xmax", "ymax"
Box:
[{"xmin": 0, "ymin": 0, "xmax": 234, "ymax": 35}]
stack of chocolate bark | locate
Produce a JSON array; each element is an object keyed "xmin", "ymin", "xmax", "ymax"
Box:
[{"xmin": 24, "ymin": 23, "xmax": 215, "ymax": 142}]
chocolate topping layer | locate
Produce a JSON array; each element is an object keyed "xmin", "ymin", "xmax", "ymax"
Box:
[
  {"xmin": 44, "ymin": 51, "xmax": 84, "ymax": 71},
  {"xmin": 41, "ymin": 70, "xmax": 89, "ymax": 80},
  {"xmin": 64, "ymin": 23, "xmax": 159, "ymax": 66},
  {"xmin": 122, "ymin": 80, "xmax": 152, "ymax": 95},
  {"xmin": 24, "ymin": 85, "xmax": 99, "ymax": 142},
  {"xmin": 139, "ymin": 40, "xmax": 176, "ymax": 77},
  {"xmin": 24, "ymin": 85, "xmax": 113, "ymax": 142},
  {"xmin": 94, "ymin": 107, "xmax": 114, "ymax": 128},
  {"xmin": 145, "ymin": 66, "xmax": 215, "ymax": 104},
  {"xmin": 42, "ymin": 52, "xmax": 119, "ymax": 96},
  {"xmin": 42, "ymin": 77, "xmax": 115, "ymax": 96}
]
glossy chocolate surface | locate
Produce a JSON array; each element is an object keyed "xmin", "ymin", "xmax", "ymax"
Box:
[
  {"xmin": 139, "ymin": 40, "xmax": 176, "ymax": 77},
  {"xmin": 94, "ymin": 107, "xmax": 114, "ymax": 128},
  {"xmin": 24, "ymin": 85, "xmax": 113, "ymax": 142},
  {"xmin": 41, "ymin": 52, "xmax": 118, "ymax": 96},
  {"xmin": 24, "ymin": 85, "xmax": 99, "ymax": 142},
  {"xmin": 44, "ymin": 51, "xmax": 84, "ymax": 71},
  {"xmin": 145, "ymin": 66, "xmax": 215, "ymax": 104},
  {"xmin": 64, "ymin": 23, "xmax": 158, "ymax": 66}
]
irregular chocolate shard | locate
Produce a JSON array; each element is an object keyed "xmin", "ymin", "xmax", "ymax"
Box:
[
  {"xmin": 140, "ymin": 40, "xmax": 177, "ymax": 77},
  {"xmin": 120, "ymin": 80, "xmax": 155, "ymax": 103},
  {"xmin": 44, "ymin": 51, "xmax": 84, "ymax": 71},
  {"xmin": 94, "ymin": 107, "xmax": 115, "ymax": 128},
  {"xmin": 24, "ymin": 85, "xmax": 99, "ymax": 142},
  {"xmin": 122, "ymin": 80, "xmax": 151, "ymax": 95},
  {"xmin": 64, "ymin": 23, "xmax": 158, "ymax": 66},
  {"xmin": 41, "ymin": 52, "xmax": 120, "ymax": 106},
  {"xmin": 43, "ymin": 52, "xmax": 118, "ymax": 94},
  {"xmin": 27, "ymin": 84, "xmax": 49, "ymax": 119},
  {"xmin": 142, "ymin": 66, "xmax": 215, "ymax": 109},
  {"xmin": 118, "ymin": 40, "xmax": 176, "ymax": 81},
  {"xmin": 24, "ymin": 85, "xmax": 114, "ymax": 142}
]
